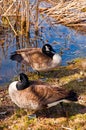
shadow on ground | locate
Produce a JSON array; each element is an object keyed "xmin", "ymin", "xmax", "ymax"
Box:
[{"xmin": 36, "ymin": 102, "xmax": 86, "ymax": 118}]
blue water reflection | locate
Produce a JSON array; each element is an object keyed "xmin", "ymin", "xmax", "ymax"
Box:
[{"xmin": 0, "ymin": 24, "xmax": 86, "ymax": 85}]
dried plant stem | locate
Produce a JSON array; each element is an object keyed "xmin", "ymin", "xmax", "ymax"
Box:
[
  {"xmin": 2, "ymin": 0, "xmax": 16, "ymax": 16},
  {"xmin": 35, "ymin": 0, "xmax": 39, "ymax": 47},
  {"xmin": 6, "ymin": 16, "xmax": 17, "ymax": 36},
  {"xmin": 45, "ymin": 0, "xmax": 86, "ymax": 27},
  {"xmin": 20, "ymin": 0, "xmax": 25, "ymax": 35},
  {"xmin": 25, "ymin": 0, "xmax": 30, "ymax": 37}
]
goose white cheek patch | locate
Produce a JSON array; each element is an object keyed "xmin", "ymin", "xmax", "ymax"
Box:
[{"xmin": 45, "ymin": 46, "xmax": 50, "ymax": 51}]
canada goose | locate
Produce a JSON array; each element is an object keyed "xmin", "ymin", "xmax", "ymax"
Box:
[
  {"xmin": 9, "ymin": 73, "xmax": 78, "ymax": 112},
  {"xmin": 10, "ymin": 44, "xmax": 62, "ymax": 72}
]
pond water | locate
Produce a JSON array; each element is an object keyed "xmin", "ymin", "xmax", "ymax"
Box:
[{"xmin": 0, "ymin": 23, "xmax": 86, "ymax": 86}]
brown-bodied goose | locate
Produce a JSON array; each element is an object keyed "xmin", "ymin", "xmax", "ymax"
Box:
[
  {"xmin": 9, "ymin": 73, "xmax": 78, "ymax": 111},
  {"xmin": 10, "ymin": 44, "xmax": 62, "ymax": 72}
]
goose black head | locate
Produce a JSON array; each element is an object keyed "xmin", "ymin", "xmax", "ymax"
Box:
[
  {"xmin": 42, "ymin": 44, "xmax": 56, "ymax": 58},
  {"xmin": 16, "ymin": 73, "xmax": 30, "ymax": 90}
]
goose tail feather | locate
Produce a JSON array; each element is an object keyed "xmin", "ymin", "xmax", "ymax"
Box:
[{"xmin": 10, "ymin": 52, "xmax": 23, "ymax": 62}]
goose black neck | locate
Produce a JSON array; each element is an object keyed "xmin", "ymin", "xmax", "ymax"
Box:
[
  {"xmin": 16, "ymin": 73, "xmax": 30, "ymax": 90},
  {"xmin": 43, "ymin": 51, "xmax": 54, "ymax": 58},
  {"xmin": 16, "ymin": 81, "xmax": 30, "ymax": 90}
]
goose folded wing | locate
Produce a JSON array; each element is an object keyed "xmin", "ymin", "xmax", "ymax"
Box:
[{"xmin": 28, "ymin": 85, "xmax": 68, "ymax": 106}]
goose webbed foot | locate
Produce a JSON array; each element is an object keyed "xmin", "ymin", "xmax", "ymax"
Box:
[{"xmin": 28, "ymin": 113, "xmax": 37, "ymax": 119}]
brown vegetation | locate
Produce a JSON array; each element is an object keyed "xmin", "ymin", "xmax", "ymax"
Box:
[
  {"xmin": 43, "ymin": 0, "xmax": 86, "ymax": 33},
  {"xmin": 0, "ymin": 0, "xmax": 86, "ymax": 35}
]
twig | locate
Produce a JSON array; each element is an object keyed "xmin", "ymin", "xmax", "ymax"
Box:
[
  {"xmin": 1, "ymin": 14, "xmax": 20, "ymax": 17},
  {"xmin": 6, "ymin": 16, "xmax": 17, "ymax": 36},
  {"xmin": 2, "ymin": 0, "xmax": 17, "ymax": 16},
  {"xmin": 62, "ymin": 125, "xmax": 73, "ymax": 130}
]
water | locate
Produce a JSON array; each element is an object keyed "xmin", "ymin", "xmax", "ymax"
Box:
[{"xmin": 0, "ymin": 24, "xmax": 86, "ymax": 86}]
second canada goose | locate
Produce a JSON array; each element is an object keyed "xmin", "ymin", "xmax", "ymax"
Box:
[
  {"xmin": 10, "ymin": 44, "xmax": 62, "ymax": 72},
  {"xmin": 9, "ymin": 73, "xmax": 78, "ymax": 112}
]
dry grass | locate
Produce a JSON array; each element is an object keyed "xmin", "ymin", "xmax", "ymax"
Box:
[
  {"xmin": 42, "ymin": 0, "xmax": 86, "ymax": 33},
  {"xmin": 1, "ymin": 0, "xmax": 86, "ymax": 35},
  {"xmin": 0, "ymin": 58, "xmax": 86, "ymax": 130}
]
